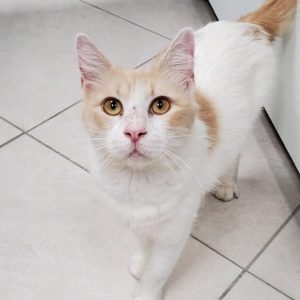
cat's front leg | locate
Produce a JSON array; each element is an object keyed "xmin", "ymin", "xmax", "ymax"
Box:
[
  {"xmin": 129, "ymin": 235, "xmax": 150, "ymax": 280},
  {"xmin": 133, "ymin": 218, "xmax": 193, "ymax": 300}
]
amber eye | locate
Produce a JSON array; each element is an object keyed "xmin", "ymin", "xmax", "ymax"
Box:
[
  {"xmin": 102, "ymin": 97, "xmax": 122, "ymax": 116},
  {"xmin": 150, "ymin": 96, "xmax": 171, "ymax": 115}
]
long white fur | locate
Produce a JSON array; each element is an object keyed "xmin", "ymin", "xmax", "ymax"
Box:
[{"xmin": 83, "ymin": 21, "xmax": 276, "ymax": 300}]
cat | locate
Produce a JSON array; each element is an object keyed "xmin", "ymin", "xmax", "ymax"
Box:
[{"xmin": 75, "ymin": 0, "xmax": 296, "ymax": 299}]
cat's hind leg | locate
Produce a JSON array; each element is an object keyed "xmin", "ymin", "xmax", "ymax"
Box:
[{"xmin": 212, "ymin": 155, "xmax": 240, "ymax": 202}]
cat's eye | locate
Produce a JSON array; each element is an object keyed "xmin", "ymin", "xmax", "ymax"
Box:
[
  {"xmin": 150, "ymin": 96, "xmax": 171, "ymax": 115},
  {"xmin": 102, "ymin": 97, "xmax": 122, "ymax": 116}
]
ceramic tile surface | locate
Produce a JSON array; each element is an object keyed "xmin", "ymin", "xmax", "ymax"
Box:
[
  {"xmin": 225, "ymin": 273, "xmax": 289, "ymax": 300},
  {"xmin": 0, "ymin": 119, "xmax": 22, "ymax": 146},
  {"xmin": 0, "ymin": 136, "xmax": 241, "ymax": 299},
  {"xmin": 1, "ymin": 1, "xmax": 299, "ymax": 299},
  {"xmin": 0, "ymin": 136, "xmax": 137, "ymax": 300},
  {"xmin": 250, "ymin": 210, "xmax": 300, "ymax": 299},
  {"xmin": 165, "ymin": 238, "xmax": 241, "ymax": 300},
  {"xmin": 192, "ymin": 117, "xmax": 300, "ymax": 267},
  {"xmin": 84, "ymin": 0, "xmax": 215, "ymax": 38},
  {"xmin": 30, "ymin": 103, "xmax": 90, "ymax": 169},
  {"xmin": 0, "ymin": 0, "xmax": 169, "ymax": 130}
]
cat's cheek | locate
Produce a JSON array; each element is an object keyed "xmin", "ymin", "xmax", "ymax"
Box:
[
  {"xmin": 138, "ymin": 139, "xmax": 165, "ymax": 159},
  {"xmin": 107, "ymin": 138, "xmax": 132, "ymax": 158}
]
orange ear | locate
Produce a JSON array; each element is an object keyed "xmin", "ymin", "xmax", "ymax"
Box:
[
  {"xmin": 76, "ymin": 34, "xmax": 112, "ymax": 92},
  {"xmin": 159, "ymin": 28, "xmax": 195, "ymax": 91}
]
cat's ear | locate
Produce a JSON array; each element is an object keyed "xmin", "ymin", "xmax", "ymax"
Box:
[
  {"xmin": 159, "ymin": 28, "xmax": 195, "ymax": 91},
  {"xmin": 76, "ymin": 34, "xmax": 111, "ymax": 92}
]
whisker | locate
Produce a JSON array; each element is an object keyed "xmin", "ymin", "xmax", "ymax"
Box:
[
  {"xmin": 166, "ymin": 134, "xmax": 217, "ymax": 142},
  {"xmin": 164, "ymin": 149, "xmax": 202, "ymax": 186}
]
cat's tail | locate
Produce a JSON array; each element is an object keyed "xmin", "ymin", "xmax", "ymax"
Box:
[{"xmin": 239, "ymin": 0, "xmax": 297, "ymax": 41}]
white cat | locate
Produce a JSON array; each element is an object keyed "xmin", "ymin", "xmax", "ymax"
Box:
[{"xmin": 75, "ymin": 0, "xmax": 296, "ymax": 299}]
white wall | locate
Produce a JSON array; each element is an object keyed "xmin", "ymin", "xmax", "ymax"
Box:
[
  {"xmin": 209, "ymin": 0, "xmax": 264, "ymax": 21},
  {"xmin": 265, "ymin": 5, "xmax": 300, "ymax": 171}
]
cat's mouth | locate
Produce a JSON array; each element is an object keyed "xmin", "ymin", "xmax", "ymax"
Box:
[{"xmin": 128, "ymin": 149, "xmax": 146, "ymax": 160}]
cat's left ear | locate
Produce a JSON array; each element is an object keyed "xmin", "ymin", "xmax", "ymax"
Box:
[
  {"xmin": 159, "ymin": 28, "xmax": 195, "ymax": 91},
  {"xmin": 76, "ymin": 34, "xmax": 112, "ymax": 92}
]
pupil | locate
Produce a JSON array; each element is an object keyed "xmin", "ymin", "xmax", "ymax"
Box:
[
  {"xmin": 110, "ymin": 100, "xmax": 117, "ymax": 110},
  {"xmin": 157, "ymin": 100, "xmax": 163, "ymax": 109}
]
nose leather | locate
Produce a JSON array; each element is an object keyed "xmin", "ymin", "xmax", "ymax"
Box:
[{"xmin": 124, "ymin": 129, "xmax": 147, "ymax": 143}]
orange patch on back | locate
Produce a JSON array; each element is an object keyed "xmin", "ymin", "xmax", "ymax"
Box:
[{"xmin": 195, "ymin": 90, "xmax": 219, "ymax": 150}]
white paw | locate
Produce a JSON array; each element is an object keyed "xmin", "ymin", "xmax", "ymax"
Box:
[
  {"xmin": 133, "ymin": 286, "xmax": 162, "ymax": 300},
  {"xmin": 133, "ymin": 296, "xmax": 162, "ymax": 300},
  {"xmin": 129, "ymin": 252, "xmax": 146, "ymax": 280},
  {"xmin": 133, "ymin": 292, "xmax": 162, "ymax": 300},
  {"xmin": 212, "ymin": 182, "xmax": 239, "ymax": 202}
]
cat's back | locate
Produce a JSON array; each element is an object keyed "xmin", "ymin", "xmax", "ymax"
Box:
[
  {"xmin": 193, "ymin": 20, "xmax": 275, "ymax": 104},
  {"xmin": 193, "ymin": 20, "xmax": 276, "ymax": 172}
]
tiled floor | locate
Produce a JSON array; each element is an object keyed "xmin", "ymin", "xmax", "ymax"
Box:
[{"xmin": 0, "ymin": 1, "xmax": 299, "ymax": 299}]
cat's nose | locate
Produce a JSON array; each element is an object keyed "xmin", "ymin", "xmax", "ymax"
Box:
[{"xmin": 124, "ymin": 128, "xmax": 147, "ymax": 143}]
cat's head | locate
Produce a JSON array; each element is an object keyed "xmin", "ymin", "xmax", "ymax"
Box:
[{"xmin": 76, "ymin": 29, "xmax": 197, "ymax": 169}]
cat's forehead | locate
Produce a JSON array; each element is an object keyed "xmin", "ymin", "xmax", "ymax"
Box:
[
  {"xmin": 92, "ymin": 65, "xmax": 185, "ymax": 107},
  {"xmin": 106, "ymin": 68, "xmax": 159, "ymax": 104},
  {"xmin": 115, "ymin": 68, "xmax": 155, "ymax": 95}
]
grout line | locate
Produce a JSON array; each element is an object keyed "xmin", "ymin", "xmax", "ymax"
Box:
[
  {"xmin": 243, "ymin": 203, "xmax": 300, "ymax": 271},
  {"xmin": 0, "ymin": 132, "xmax": 25, "ymax": 149},
  {"xmin": 26, "ymin": 100, "xmax": 82, "ymax": 133},
  {"xmin": 134, "ymin": 55, "xmax": 156, "ymax": 69},
  {"xmin": 27, "ymin": 133, "xmax": 90, "ymax": 173},
  {"xmin": 79, "ymin": 0, "xmax": 172, "ymax": 40},
  {"xmin": 247, "ymin": 271, "xmax": 294, "ymax": 300},
  {"xmin": 0, "ymin": 99, "xmax": 81, "ymax": 135},
  {"xmin": 1, "ymin": 114, "xmax": 90, "ymax": 173},
  {"xmin": 218, "ymin": 269, "xmax": 246, "ymax": 300},
  {"xmin": 218, "ymin": 203, "xmax": 300, "ymax": 299},
  {"xmin": 0, "ymin": 116, "xmax": 24, "ymax": 132},
  {"xmin": 190, "ymin": 234, "xmax": 244, "ymax": 270}
]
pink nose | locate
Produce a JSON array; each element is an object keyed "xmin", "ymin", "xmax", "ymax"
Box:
[{"xmin": 124, "ymin": 129, "xmax": 147, "ymax": 143}]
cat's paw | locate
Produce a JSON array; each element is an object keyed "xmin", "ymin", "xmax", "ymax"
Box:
[
  {"xmin": 133, "ymin": 291, "xmax": 162, "ymax": 300},
  {"xmin": 212, "ymin": 182, "xmax": 239, "ymax": 202},
  {"xmin": 133, "ymin": 296, "xmax": 162, "ymax": 300},
  {"xmin": 133, "ymin": 285, "xmax": 162, "ymax": 300},
  {"xmin": 129, "ymin": 252, "xmax": 146, "ymax": 280}
]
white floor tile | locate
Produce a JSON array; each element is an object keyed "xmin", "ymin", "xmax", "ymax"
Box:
[
  {"xmin": 192, "ymin": 117, "xmax": 300, "ymax": 266},
  {"xmin": 250, "ymin": 210, "xmax": 300, "ymax": 299},
  {"xmin": 85, "ymin": 0, "xmax": 215, "ymax": 38},
  {"xmin": 0, "ymin": 0, "xmax": 169, "ymax": 130},
  {"xmin": 0, "ymin": 135, "xmax": 241, "ymax": 299},
  {"xmin": 1, "ymin": 1, "xmax": 299, "ymax": 299},
  {"xmin": 0, "ymin": 136, "xmax": 136, "ymax": 299},
  {"xmin": 30, "ymin": 103, "xmax": 90, "ymax": 169},
  {"xmin": 0, "ymin": 119, "xmax": 21, "ymax": 146},
  {"xmin": 165, "ymin": 239, "xmax": 240, "ymax": 300},
  {"xmin": 225, "ymin": 273, "xmax": 289, "ymax": 300}
]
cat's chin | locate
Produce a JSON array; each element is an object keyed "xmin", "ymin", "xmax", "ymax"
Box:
[{"xmin": 125, "ymin": 150, "xmax": 153, "ymax": 169}]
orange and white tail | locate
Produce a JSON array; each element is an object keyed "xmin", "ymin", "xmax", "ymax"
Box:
[{"xmin": 239, "ymin": 0, "xmax": 297, "ymax": 41}]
